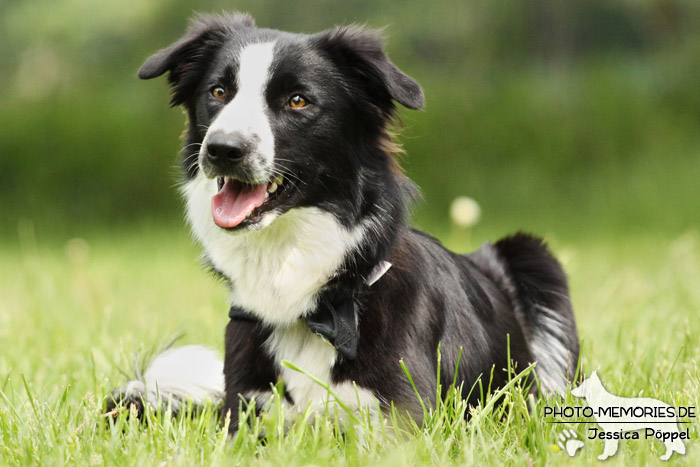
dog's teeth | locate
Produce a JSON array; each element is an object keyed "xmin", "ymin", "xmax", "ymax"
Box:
[
  {"xmin": 264, "ymin": 192, "xmax": 270, "ymax": 200},
  {"xmin": 267, "ymin": 182, "xmax": 278, "ymax": 194},
  {"xmin": 273, "ymin": 175, "xmax": 283, "ymax": 185}
]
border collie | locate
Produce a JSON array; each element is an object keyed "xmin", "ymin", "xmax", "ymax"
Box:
[{"xmin": 109, "ymin": 13, "xmax": 580, "ymax": 431}]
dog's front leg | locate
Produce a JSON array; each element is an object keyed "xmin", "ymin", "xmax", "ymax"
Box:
[{"xmin": 224, "ymin": 318, "xmax": 279, "ymax": 435}]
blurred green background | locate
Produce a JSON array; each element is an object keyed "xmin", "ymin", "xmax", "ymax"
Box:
[
  {"xmin": 1, "ymin": 0, "xmax": 699, "ymax": 242},
  {"xmin": 2, "ymin": 5, "xmax": 700, "ymax": 463}
]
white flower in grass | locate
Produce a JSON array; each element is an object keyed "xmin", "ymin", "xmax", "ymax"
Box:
[{"xmin": 449, "ymin": 196, "xmax": 481, "ymax": 228}]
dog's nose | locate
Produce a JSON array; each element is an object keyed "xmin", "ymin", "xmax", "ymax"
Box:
[{"xmin": 206, "ymin": 132, "xmax": 247, "ymax": 166}]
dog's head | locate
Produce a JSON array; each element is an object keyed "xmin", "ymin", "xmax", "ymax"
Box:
[
  {"xmin": 139, "ymin": 13, "xmax": 423, "ymax": 232},
  {"xmin": 571, "ymin": 370, "xmax": 601, "ymax": 399}
]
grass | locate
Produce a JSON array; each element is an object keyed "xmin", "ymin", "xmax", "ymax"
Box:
[{"xmin": 1, "ymin": 222, "xmax": 699, "ymax": 465}]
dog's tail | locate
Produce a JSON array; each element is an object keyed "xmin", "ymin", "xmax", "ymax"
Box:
[
  {"xmin": 471, "ymin": 233, "xmax": 580, "ymax": 394},
  {"xmin": 106, "ymin": 345, "xmax": 224, "ymax": 415}
]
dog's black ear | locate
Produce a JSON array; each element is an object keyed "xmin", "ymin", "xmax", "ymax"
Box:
[
  {"xmin": 138, "ymin": 13, "xmax": 255, "ymax": 105},
  {"xmin": 313, "ymin": 26, "xmax": 424, "ymax": 111}
]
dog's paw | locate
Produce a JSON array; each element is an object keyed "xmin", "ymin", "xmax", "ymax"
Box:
[
  {"xmin": 103, "ymin": 388, "xmax": 148, "ymax": 421},
  {"xmin": 555, "ymin": 429, "xmax": 584, "ymax": 457}
]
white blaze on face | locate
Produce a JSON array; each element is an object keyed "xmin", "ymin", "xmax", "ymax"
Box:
[{"xmin": 201, "ymin": 41, "xmax": 277, "ymax": 178}]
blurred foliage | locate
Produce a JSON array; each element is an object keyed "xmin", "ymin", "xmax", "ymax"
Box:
[{"xmin": 1, "ymin": 0, "xmax": 699, "ymax": 240}]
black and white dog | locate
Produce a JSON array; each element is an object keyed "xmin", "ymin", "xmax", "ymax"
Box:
[{"xmin": 110, "ymin": 13, "xmax": 579, "ymax": 431}]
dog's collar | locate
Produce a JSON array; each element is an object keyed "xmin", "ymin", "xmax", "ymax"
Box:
[{"xmin": 228, "ymin": 261, "xmax": 392, "ymax": 360}]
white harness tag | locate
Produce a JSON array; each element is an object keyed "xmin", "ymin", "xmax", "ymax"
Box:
[{"xmin": 364, "ymin": 261, "xmax": 392, "ymax": 287}]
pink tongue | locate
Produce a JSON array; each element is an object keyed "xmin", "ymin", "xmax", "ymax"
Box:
[{"xmin": 211, "ymin": 179, "xmax": 268, "ymax": 228}]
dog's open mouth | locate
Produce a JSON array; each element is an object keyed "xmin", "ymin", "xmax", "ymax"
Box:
[{"xmin": 211, "ymin": 175, "xmax": 286, "ymax": 229}]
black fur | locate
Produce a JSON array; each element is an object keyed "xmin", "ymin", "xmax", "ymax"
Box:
[{"xmin": 125, "ymin": 13, "xmax": 580, "ymax": 432}]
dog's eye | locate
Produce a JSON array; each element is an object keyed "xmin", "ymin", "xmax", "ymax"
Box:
[
  {"xmin": 211, "ymin": 86, "xmax": 227, "ymax": 99},
  {"xmin": 288, "ymin": 95, "xmax": 308, "ymax": 109}
]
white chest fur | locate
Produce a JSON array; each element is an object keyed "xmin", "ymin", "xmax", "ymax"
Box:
[
  {"xmin": 266, "ymin": 322, "xmax": 338, "ymax": 407},
  {"xmin": 183, "ymin": 173, "xmax": 366, "ymax": 325},
  {"xmin": 264, "ymin": 322, "xmax": 380, "ymax": 419},
  {"xmin": 184, "ymin": 173, "xmax": 383, "ymax": 420}
]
